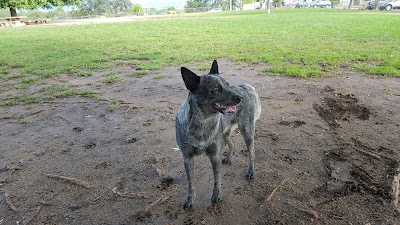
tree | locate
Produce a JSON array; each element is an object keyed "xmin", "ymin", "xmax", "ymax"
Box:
[
  {"xmin": 265, "ymin": 0, "xmax": 271, "ymax": 13},
  {"xmin": 221, "ymin": 0, "xmax": 238, "ymax": 10},
  {"xmin": 110, "ymin": 0, "xmax": 132, "ymax": 16},
  {"xmin": 348, "ymin": 0, "xmax": 354, "ymax": 9},
  {"xmin": 79, "ymin": 0, "xmax": 109, "ymax": 16},
  {"xmin": 130, "ymin": 4, "xmax": 142, "ymax": 15},
  {"xmin": 0, "ymin": 0, "xmax": 82, "ymax": 17},
  {"xmin": 185, "ymin": 0, "xmax": 212, "ymax": 8}
]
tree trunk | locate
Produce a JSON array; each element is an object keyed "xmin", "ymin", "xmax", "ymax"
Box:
[
  {"xmin": 10, "ymin": 7, "xmax": 18, "ymax": 17},
  {"xmin": 374, "ymin": 0, "xmax": 379, "ymax": 9},
  {"xmin": 348, "ymin": 0, "xmax": 354, "ymax": 9},
  {"xmin": 266, "ymin": 0, "xmax": 271, "ymax": 13}
]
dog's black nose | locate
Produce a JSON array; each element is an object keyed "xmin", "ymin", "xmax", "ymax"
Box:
[{"xmin": 234, "ymin": 95, "xmax": 242, "ymax": 103}]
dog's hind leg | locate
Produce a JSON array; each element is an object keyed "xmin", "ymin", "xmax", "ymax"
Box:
[
  {"xmin": 183, "ymin": 156, "xmax": 195, "ymax": 209},
  {"xmin": 222, "ymin": 134, "xmax": 234, "ymax": 165},
  {"xmin": 239, "ymin": 125, "xmax": 256, "ymax": 180}
]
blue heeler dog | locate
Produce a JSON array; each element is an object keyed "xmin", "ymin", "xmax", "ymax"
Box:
[{"xmin": 176, "ymin": 60, "xmax": 261, "ymax": 209}]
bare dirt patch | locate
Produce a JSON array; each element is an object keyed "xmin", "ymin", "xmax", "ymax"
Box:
[{"xmin": 1, "ymin": 60, "xmax": 399, "ymax": 224}]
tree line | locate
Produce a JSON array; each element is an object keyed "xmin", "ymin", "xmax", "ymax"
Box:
[
  {"xmin": 0, "ymin": 0, "xmax": 142, "ymax": 17},
  {"xmin": 0, "ymin": 0, "xmax": 267, "ymax": 18}
]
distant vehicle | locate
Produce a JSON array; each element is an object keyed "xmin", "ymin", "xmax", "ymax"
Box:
[
  {"xmin": 365, "ymin": 0, "xmax": 375, "ymax": 9},
  {"xmin": 311, "ymin": 0, "xmax": 332, "ymax": 8},
  {"xmin": 378, "ymin": 0, "xmax": 391, "ymax": 10},
  {"xmin": 208, "ymin": 7, "xmax": 222, "ymax": 12},
  {"xmin": 383, "ymin": 0, "xmax": 400, "ymax": 10}
]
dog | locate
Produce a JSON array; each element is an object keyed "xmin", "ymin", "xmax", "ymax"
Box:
[{"xmin": 175, "ymin": 60, "xmax": 261, "ymax": 209}]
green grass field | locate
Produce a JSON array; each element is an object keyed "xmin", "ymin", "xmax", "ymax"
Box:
[{"xmin": 0, "ymin": 9, "xmax": 399, "ymax": 83}]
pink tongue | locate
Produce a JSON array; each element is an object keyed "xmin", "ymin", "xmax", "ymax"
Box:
[{"xmin": 228, "ymin": 106, "xmax": 237, "ymax": 112}]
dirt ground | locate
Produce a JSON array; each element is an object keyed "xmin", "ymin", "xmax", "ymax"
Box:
[{"xmin": 1, "ymin": 60, "xmax": 399, "ymax": 225}]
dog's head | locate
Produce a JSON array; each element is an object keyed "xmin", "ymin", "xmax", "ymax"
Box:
[{"xmin": 181, "ymin": 60, "xmax": 242, "ymax": 115}]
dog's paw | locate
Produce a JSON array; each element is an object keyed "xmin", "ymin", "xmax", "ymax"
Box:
[
  {"xmin": 211, "ymin": 195, "xmax": 222, "ymax": 205},
  {"xmin": 221, "ymin": 157, "xmax": 232, "ymax": 165},
  {"xmin": 245, "ymin": 171, "xmax": 254, "ymax": 180},
  {"xmin": 183, "ymin": 201, "xmax": 193, "ymax": 210}
]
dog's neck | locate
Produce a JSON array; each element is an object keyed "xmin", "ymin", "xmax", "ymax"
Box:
[{"xmin": 176, "ymin": 93, "xmax": 222, "ymax": 148}]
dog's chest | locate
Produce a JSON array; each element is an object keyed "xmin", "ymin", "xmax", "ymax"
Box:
[{"xmin": 187, "ymin": 118, "xmax": 222, "ymax": 149}]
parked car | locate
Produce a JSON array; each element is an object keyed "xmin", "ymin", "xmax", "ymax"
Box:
[
  {"xmin": 208, "ymin": 7, "xmax": 222, "ymax": 12},
  {"xmin": 311, "ymin": 0, "xmax": 332, "ymax": 8},
  {"xmin": 378, "ymin": 0, "xmax": 390, "ymax": 10},
  {"xmin": 365, "ymin": 0, "xmax": 375, "ymax": 9},
  {"xmin": 383, "ymin": 0, "xmax": 400, "ymax": 9}
]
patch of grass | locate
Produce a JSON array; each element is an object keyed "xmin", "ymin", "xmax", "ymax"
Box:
[
  {"xmin": 384, "ymin": 86, "xmax": 395, "ymax": 95},
  {"xmin": 21, "ymin": 76, "xmax": 37, "ymax": 84},
  {"xmin": 0, "ymin": 9, "xmax": 398, "ymax": 105},
  {"xmin": 197, "ymin": 64, "xmax": 211, "ymax": 71},
  {"xmin": 42, "ymin": 85, "xmax": 76, "ymax": 100},
  {"xmin": 21, "ymin": 94, "xmax": 39, "ymax": 104},
  {"xmin": 5, "ymin": 72, "xmax": 25, "ymax": 80},
  {"xmin": 1, "ymin": 100, "xmax": 13, "ymax": 106},
  {"xmin": 2, "ymin": 10, "xmax": 398, "ymax": 76},
  {"xmin": 18, "ymin": 119, "xmax": 29, "ymax": 124},
  {"xmin": 85, "ymin": 63, "xmax": 111, "ymax": 70},
  {"xmin": 135, "ymin": 61, "xmax": 162, "ymax": 71},
  {"xmin": 354, "ymin": 64, "xmax": 400, "ymax": 77},
  {"xmin": 262, "ymin": 64, "xmax": 322, "ymax": 77},
  {"xmin": 128, "ymin": 71, "xmax": 149, "ymax": 77},
  {"xmin": 153, "ymin": 74, "xmax": 174, "ymax": 79},
  {"xmin": 75, "ymin": 71, "xmax": 92, "ymax": 77},
  {"xmin": 104, "ymin": 72, "xmax": 120, "ymax": 83},
  {"xmin": 14, "ymin": 83, "xmax": 29, "ymax": 89},
  {"xmin": 79, "ymin": 89, "xmax": 95, "ymax": 96},
  {"xmin": 106, "ymin": 99, "xmax": 117, "ymax": 111}
]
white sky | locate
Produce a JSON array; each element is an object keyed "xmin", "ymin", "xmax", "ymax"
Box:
[{"xmin": 132, "ymin": 0, "xmax": 188, "ymax": 8}]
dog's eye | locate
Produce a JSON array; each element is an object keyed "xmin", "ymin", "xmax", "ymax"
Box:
[{"xmin": 212, "ymin": 86, "xmax": 220, "ymax": 93}]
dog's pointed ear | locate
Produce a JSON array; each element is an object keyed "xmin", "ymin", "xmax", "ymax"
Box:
[
  {"xmin": 209, "ymin": 60, "xmax": 219, "ymax": 75},
  {"xmin": 181, "ymin": 67, "xmax": 200, "ymax": 93}
]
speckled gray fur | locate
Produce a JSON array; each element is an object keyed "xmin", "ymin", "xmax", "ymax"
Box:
[{"xmin": 176, "ymin": 60, "xmax": 261, "ymax": 209}]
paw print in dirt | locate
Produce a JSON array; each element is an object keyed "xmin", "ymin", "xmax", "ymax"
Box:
[{"xmin": 207, "ymin": 204, "xmax": 223, "ymax": 216}]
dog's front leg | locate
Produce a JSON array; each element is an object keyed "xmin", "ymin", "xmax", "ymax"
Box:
[
  {"xmin": 183, "ymin": 156, "xmax": 195, "ymax": 209},
  {"xmin": 206, "ymin": 147, "xmax": 222, "ymax": 204}
]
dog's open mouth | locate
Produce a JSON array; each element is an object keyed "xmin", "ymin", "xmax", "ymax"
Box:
[{"xmin": 213, "ymin": 103, "xmax": 237, "ymax": 114}]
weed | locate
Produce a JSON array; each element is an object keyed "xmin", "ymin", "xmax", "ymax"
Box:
[
  {"xmin": 198, "ymin": 64, "xmax": 211, "ymax": 71},
  {"xmin": 75, "ymin": 71, "xmax": 92, "ymax": 77},
  {"xmin": 19, "ymin": 119, "xmax": 29, "ymax": 124},
  {"xmin": 42, "ymin": 85, "xmax": 75, "ymax": 100},
  {"xmin": 128, "ymin": 71, "xmax": 149, "ymax": 77},
  {"xmin": 14, "ymin": 83, "xmax": 29, "ymax": 89},
  {"xmin": 79, "ymin": 89, "xmax": 97, "ymax": 97},
  {"xmin": 153, "ymin": 74, "xmax": 174, "ymax": 79},
  {"xmin": 106, "ymin": 100, "xmax": 117, "ymax": 111},
  {"xmin": 104, "ymin": 72, "xmax": 120, "ymax": 84},
  {"xmin": 21, "ymin": 94, "xmax": 38, "ymax": 104},
  {"xmin": 1, "ymin": 100, "xmax": 13, "ymax": 106},
  {"xmin": 384, "ymin": 87, "xmax": 395, "ymax": 95},
  {"xmin": 21, "ymin": 77, "xmax": 37, "ymax": 84}
]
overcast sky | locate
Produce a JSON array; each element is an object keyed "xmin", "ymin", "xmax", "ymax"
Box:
[{"xmin": 132, "ymin": 0, "xmax": 187, "ymax": 8}]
